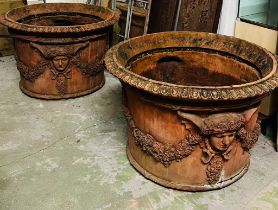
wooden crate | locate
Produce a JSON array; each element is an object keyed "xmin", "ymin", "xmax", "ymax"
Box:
[{"xmin": 235, "ymin": 20, "xmax": 278, "ymax": 116}]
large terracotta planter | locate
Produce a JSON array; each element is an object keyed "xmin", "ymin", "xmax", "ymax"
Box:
[
  {"xmin": 117, "ymin": 2, "xmax": 146, "ymax": 39},
  {"xmin": 105, "ymin": 32, "xmax": 278, "ymax": 191},
  {"xmin": 0, "ymin": 3, "xmax": 118, "ymax": 99}
]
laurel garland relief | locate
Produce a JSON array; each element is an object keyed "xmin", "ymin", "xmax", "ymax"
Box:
[
  {"xmin": 15, "ymin": 41, "xmax": 104, "ymax": 96},
  {"xmin": 125, "ymin": 106, "xmax": 260, "ymax": 185}
]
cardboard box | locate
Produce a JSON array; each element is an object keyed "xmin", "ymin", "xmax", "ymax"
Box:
[{"xmin": 235, "ymin": 20, "xmax": 278, "ymax": 116}]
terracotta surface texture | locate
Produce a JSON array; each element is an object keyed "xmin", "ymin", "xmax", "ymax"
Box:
[
  {"xmin": 105, "ymin": 31, "xmax": 278, "ymax": 191},
  {"xmin": 0, "ymin": 3, "xmax": 119, "ymax": 99}
]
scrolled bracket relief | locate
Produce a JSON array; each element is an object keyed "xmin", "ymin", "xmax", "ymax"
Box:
[{"xmin": 31, "ymin": 41, "xmax": 103, "ymax": 78}]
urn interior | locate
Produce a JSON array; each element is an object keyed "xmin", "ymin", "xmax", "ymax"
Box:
[{"xmin": 127, "ymin": 49, "xmax": 261, "ymax": 87}]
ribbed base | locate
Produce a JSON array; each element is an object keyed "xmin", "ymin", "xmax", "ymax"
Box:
[
  {"xmin": 19, "ymin": 78, "xmax": 105, "ymax": 100},
  {"xmin": 127, "ymin": 146, "xmax": 249, "ymax": 192}
]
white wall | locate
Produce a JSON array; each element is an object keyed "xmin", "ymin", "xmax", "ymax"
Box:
[{"xmin": 217, "ymin": 0, "xmax": 239, "ymax": 36}]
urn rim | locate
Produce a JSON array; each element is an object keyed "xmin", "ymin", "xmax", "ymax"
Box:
[
  {"xmin": 0, "ymin": 3, "xmax": 119, "ymax": 34},
  {"xmin": 105, "ymin": 31, "xmax": 278, "ymax": 101}
]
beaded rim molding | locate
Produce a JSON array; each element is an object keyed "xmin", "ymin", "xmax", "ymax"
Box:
[{"xmin": 105, "ymin": 31, "xmax": 278, "ymax": 101}]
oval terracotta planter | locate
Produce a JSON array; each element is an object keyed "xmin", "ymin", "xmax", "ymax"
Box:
[
  {"xmin": 105, "ymin": 31, "xmax": 278, "ymax": 191},
  {"xmin": 0, "ymin": 3, "xmax": 119, "ymax": 99},
  {"xmin": 117, "ymin": 2, "xmax": 146, "ymax": 39}
]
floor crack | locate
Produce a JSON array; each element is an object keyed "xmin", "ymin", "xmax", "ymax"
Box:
[{"xmin": 0, "ymin": 118, "xmax": 124, "ymax": 168}]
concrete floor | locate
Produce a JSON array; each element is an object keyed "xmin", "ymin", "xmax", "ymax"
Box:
[{"xmin": 0, "ymin": 55, "xmax": 278, "ymax": 210}]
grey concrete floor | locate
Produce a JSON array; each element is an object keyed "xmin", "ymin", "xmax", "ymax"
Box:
[{"xmin": 0, "ymin": 56, "xmax": 278, "ymax": 210}]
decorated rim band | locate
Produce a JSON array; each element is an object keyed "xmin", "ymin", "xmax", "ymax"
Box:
[
  {"xmin": 10, "ymin": 33, "xmax": 108, "ymax": 44},
  {"xmin": 0, "ymin": 3, "xmax": 119, "ymax": 34},
  {"xmin": 104, "ymin": 32, "xmax": 278, "ymax": 101}
]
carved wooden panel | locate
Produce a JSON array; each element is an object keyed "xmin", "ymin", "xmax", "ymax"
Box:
[
  {"xmin": 177, "ymin": 0, "xmax": 223, "ymax": 32},
  {"xmin": 148, "ymin": 0, "xmax": 223, "ymax": 33}
]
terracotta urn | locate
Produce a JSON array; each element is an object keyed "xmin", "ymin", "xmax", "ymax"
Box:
[
  {"xmin": 105, "ymin": 31, "xmax": 278, "ymax": 191},
  {"xmin": 116, "ymin": 2, "xmax": 147, "ymax": 39},
  {"xmin": 0, "ymin": 3, "xmax": 118, "ymax": 99}
]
